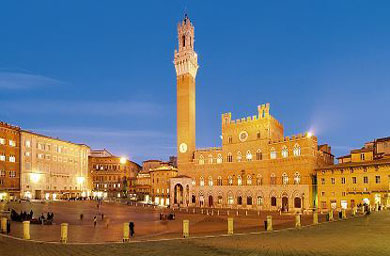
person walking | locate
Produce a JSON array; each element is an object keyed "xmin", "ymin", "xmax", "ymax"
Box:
[
  {"xmin": 105, "ymin": 217, "xmax": 110, "ymax": 228},
  {"xmin": 93, "ymin": 216, "xmax": 97, "ymax": 228},
  {"xmin": 129, "ymin": 222, "xmax": 135, "ymax": 237}
]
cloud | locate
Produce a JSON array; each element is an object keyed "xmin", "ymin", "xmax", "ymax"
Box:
[
  {"xmin": 0, "ymin": 72, "xmax": 63, "ymax": 89},
  {"xmin": 0, "ymin": 100, "xmax": 162, "ymax": 117}
]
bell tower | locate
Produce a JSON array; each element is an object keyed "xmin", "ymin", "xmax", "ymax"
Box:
[{"xmin": 174, "ymin": 14, "xmax": 198, "ymax": 165}]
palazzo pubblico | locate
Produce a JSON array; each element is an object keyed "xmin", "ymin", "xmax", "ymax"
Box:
[{"xmin": 169, "ymin": 15, "xmax": 334, "ymax": 211}]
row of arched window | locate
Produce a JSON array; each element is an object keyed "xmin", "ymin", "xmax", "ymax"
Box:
[
  {"xmin": 194, "ymin": 172, "xmax": 301, "ymax": 187},
  {"xmin": 198, "ymin": 145, "xmax": 301, "ymax": 165}
]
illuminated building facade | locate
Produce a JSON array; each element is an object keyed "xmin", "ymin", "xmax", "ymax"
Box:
[
  {"xmin": 89, "ymin": 151, "xmax": 141, "ymax": 199},
  {"xmin": 20, "ymin": 130, "xmax": 90, "ymax": 200},
  {"xmin": 0, "ymin": 122, "xmax": 21, "ymax": 200},
  {"xmin": 170, "ymin": 15, "xmax": 334, "ymax": 211},
  {"xmin": 317, "ymin": 137, "xmax": 390, "ymax": 210}
]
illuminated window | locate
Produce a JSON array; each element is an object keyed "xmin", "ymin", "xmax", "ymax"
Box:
[
  {"xmin": 208, "ymin": 155, "xmax": 213, "ymax": 164},
  {"xmin": 247, "ymin": 175, "xmax": 252, "ymax": 185},
  {"xmin": 200, "ymin": 176, "xmax": 205, "ymax": 186},
  {"xmin": 208, "ymin": 176, "xmax": 213, "ymax": 186},
  {"xmin": 228, "ymin": 176, "xmax": 233, "ymax": 186},
  {"xmin": 9, "ymin": 155, "xmax": 16, "ymax": 162},
  {"xmin": 257, "ymin": 196, "xmax": 263, "ymax": 206},
  {"xmin": 0, "ymin": 138, "xmax": 5, "ymax": 145},
  {"xmin": 199, "ymin": 155, "xmax": 204, "ymax": 165},
  {"xmin": 282, "ymin": 173, "xmax": 288, "ymax": 185},
  {"xmin": 237, "ymin": 175, "xmax": 242, "ymax": 186},
  {"xmin": 237, "ymin": 151, "xmax": 242, "ymax": 162},
  {"xmin": 246, "ymin": 150, "xmax": 252, "ymax": 161},
  {"xmin": 294, "ymin": 172, "xmax": 301, "ymax": 185},
  {"xmin": 281, "ymin": 146, "xmax": 288, "ymax": 158},
  {"xmin": 293, "ymin": 144, "xmax": 301, "ymax": 157},
  {"xmin": 191, "ymin": 179, "xmax": 196, "ymax": 186},
  {"xmin": 270, "ymin": 148, "xmax": 277, "ymax": 159},
  {"xmin": 9, "ymin": 140, "xmax": 16, "ymax": 147},
  {"xmin": 217, "ymin": 154, "xmax": 222, "ymax": 164},
  {"xmin": 227, "ymin": 194, "xmax": 234, "ymax": 205}
]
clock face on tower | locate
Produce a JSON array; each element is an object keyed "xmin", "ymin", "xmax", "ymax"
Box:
[{"xmin": 179, "ymin": 143, "xmax": 188, "ymax": 153}]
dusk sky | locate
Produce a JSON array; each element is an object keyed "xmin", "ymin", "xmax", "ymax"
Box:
[{"xmin": 0, "ymin": 1, "xmax": 389, "ymax": 164}]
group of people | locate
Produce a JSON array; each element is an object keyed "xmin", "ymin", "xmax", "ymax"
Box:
[
  {"xmin": 10, "ymin": 209, "xmax": 33, "ymax": 222},
  {"xmin": 160, "ymin": 212, "xmax": 175, "ymax": 220},
  {"xmin": 10, "ymin": 209, "xmax": 54, "ymax": 224}
]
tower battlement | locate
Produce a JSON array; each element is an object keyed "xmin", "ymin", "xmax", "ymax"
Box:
[
  {"xmin": 221, "ymin": 103, "xmax": 281, "ymax": 127},
  {"xmin": 269, "ymin": 132, "xmax": 318, "ymax": 144}
]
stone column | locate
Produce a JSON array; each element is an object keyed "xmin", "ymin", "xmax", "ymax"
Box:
[
  {"xmin": 313, "ymin": 211, "xmax": 318, "ymax": 225},
  {"xmin": 342, "ymin": 209, "xmax": 346, "ymax": 219},
  {"xmin": 23, "ymin": 221, "xmax": 30, "ymax": 240},
  {"xmin": 60, "ymin": 223, "xmax": 68, "ymax": 243},
  {"xmin": 183, "ymin": 220, "xmax": 189, "ymax": 238},
  {"xmin": 1, "ymin": 217, "xmax": 7, "ymax": 233},
  {"xmin": 228, "ymin": 218, "xmax": 234, "ymax": 235},
  {"xmin": 295, "ymin": 214, "xmax": 301, "ymax": 228},
  {"xmin": 329, "ymin": 210, "xmax": 334, "ymax": 221},
  {"xmin": 266, "ymin": 216, "xmax": 273, "ymax": 231},
  {"xmin": 352, "ymin": 207, "xmax": 357, "ymax": 216},
  {"xmin": 123, "ymin": 223, "xmax": 129, "ymax": 242}
]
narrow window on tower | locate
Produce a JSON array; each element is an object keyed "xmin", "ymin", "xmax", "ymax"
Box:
[{"xmin": 182, "ymin": 35, "xmax": 186, "ymax": 47}]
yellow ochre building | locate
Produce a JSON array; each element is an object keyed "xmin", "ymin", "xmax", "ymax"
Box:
[
  {"xmin": 169, "ymin": 15, "xmax": 334, "ymax": 212},
  {"xmin": 317, "ymin": 137, "xmax": 390, "ymax": 210}
]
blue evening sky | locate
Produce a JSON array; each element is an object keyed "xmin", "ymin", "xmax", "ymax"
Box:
[{"xmin": 0, "ymin": 1, "xmax": 389, "ymax": 164}]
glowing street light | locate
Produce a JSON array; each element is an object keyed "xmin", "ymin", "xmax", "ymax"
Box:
[{"xmin": 120, "ymin": 157, "xmax": 127, "ymax": 164}]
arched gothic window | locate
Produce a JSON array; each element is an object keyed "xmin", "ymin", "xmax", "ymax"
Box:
[
  {"xmin": 293, "ymin": 144, "xmax": 301, "ymax": 157},
  {"xmin": 282, "ymin": 146, "xmax": 288, "ymax": 158},
  {"xmin": 247, "ymin": 175, "xmax": 252, "ymax": 185},
  {"xmin": 294, "ymin": 172, "xmax": 301, "ymax": 185},
  {"xmin": 227, "ymin": 152, "xmax": 233, "ymax": 162},
  {"xmin": 228, "ymin": 176, "xmax": 233, "ymax": 186},
  {"xmin": 270, "ymin": 148, "xmax": 277, "ymax": 159},
  {"xmin": 270, "ymin": 173, "xmax": 276, "ymax": 185},
  {"xmin": 256, "ymin": 149, "xmax": 263, "ymax": 160},
  {"xmin": 237, "ymin": 151, "xmax": 242, "ymax": 162},
  {"xmin": 282, "ymin": 173, "xmax": 289, "ymax": 185},
  {"xmin": 246, "ymin": 150, "xmax": 252, "ymax": 161},
  {"xmin": 200, "ymin": 176, "xmax": 204, "ymax": 187},
  {"xmin": 237, "ymin": 175, "xmax": 242, "ymax": 186},
  {"xmin": 208, "ymin": 176, "xmax": 213, "ymax": 186},
  {"xmin": 208, "ymin": 155, "xmax": 213, "ymax": 164},
  {"xmin": 199, "ymin": 155, "xmax": 204, "ymax": 165},
  {"xmin": 217, "ymin": 154, "xmax": 222, "ymax": 164},
  {"xmin": 217, "ymin": 176, "xmax": 222, "ymax": 186}
]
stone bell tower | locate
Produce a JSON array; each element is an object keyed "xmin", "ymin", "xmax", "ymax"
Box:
[{"xmin": 174, "ymin": 14, "xmax": 198, "ymax": 166}]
